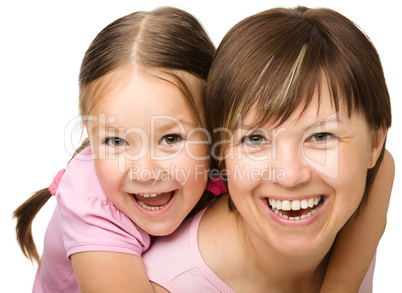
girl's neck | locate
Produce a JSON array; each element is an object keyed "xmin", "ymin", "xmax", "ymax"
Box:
[{"xmin": 199, "ymin": 194, "xmax": 330, "ymax": 292}]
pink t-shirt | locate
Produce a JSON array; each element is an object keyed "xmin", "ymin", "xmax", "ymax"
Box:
[
  {"xmin": 143, "ymin": 207, "xmax": 375, "ymax": 293},
  {"xmin": 33, "ymin": 147, "xmax": 150, "ymax": 293},
  {"xmin": 143, "ymin": 208, "xmax": 235, "ymax": 293}
]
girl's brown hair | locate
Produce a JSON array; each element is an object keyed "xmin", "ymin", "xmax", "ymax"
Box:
[
  {"xmin": 15, "ymin": 6, "xmax": 215, "ymax": 263},
  {"xmin": 205, "ymin": 6, "xmax": 391, "ymax": 212}
]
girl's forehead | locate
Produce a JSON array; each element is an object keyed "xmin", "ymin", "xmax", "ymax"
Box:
[{"xmin": 88, "ymin": 66, "xmax": 201, "ymax": 110}]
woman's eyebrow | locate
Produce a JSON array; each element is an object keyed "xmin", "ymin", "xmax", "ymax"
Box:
[
  {"xmin": 239, "ymin": 113, "xmax": 341, "ymax": 131},
  {"xmin": 305, "ymin": 114, "xmax": 341, "ymax": 131},
  {"xmin": 236, "ymin": 125, "xmax": 266, "ymax": 133}
]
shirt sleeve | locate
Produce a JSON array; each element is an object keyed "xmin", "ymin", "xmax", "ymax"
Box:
[{"xmin": 57, "ymin": 191, "xmax": 151, "ymax": 259}]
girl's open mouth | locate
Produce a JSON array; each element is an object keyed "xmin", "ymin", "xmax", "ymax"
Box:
[
  {"xmin": 133, "ymin": 191, "xmax": 174, "ymax": 211},
  {"xmin": 266, "ymin": 195, "xmax": 324, "ymax": 221}
]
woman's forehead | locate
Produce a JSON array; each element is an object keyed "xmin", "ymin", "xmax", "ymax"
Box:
[{"xmin": 241, "ymin": 80, "xmax": 348, "ymax": 129}]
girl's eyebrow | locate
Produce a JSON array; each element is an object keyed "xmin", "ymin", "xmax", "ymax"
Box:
[
  {"xmin": 91, "ymin": 119, "xmax": 197, "ymax": 133},
  {"xmin": 154, "ymin": 119, "xmax": 197, "ymax": 133}
]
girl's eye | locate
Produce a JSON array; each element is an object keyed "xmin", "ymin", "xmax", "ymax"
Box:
[
  {"xmin": 105, "ymin": 137, "xmax": 127, "ymax": 147},
  {"xmin": 309, "ymin": 132, "xmax": 336, "ymax": 142},
  {"xmin": 242, "ymin": 135, "xmax": 267, "ymax": 145},
  {"xmin": 161, "ymin": 134, "xmax": 183, "ymax": 145}
]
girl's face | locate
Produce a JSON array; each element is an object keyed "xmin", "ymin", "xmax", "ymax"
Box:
[
  {"xmin": 86, "ymin": 67, "xmax": 209, "ymax": 236},
  {"xmin": 224, "ymin": 84, "xmax": 384, "ymax": 257}
]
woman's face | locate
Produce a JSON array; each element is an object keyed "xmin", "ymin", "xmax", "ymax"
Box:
[{"xmin": 224, "ymin": 85, "xmax": 382, "ymax": 257}]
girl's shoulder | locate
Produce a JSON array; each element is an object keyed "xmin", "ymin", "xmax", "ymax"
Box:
[
  {"xmin": 55, "ymin": 146, "xmax": 151, "ymax": 257},
  {"xmin": 57, "ymin": 146, "xmax": 106, "ymax": 200}
]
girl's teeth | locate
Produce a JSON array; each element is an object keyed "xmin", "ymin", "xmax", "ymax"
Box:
[
  {"xmin": 137, "ymin": 193, "xmax": 160, "ymax": 198},
  {"xmin": 137, "ymin": 200, "xmax": 168, "ymax": 211}
]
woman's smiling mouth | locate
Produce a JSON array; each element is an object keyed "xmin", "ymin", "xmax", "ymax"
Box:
[{"xmin": 266, "ymin": 195, "xmax": 324, "ymax": 221}]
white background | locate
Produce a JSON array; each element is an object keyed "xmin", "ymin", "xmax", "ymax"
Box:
[{"xmin": 1, "ymin": 0, "xmax": 400, "ymax": 291}]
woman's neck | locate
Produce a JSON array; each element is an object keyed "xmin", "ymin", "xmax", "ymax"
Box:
[
  {"xmin": 199, "ymin": 194, "xmax": 331, "ymax": 292},
  {"xmin": 239, "ymin": 226, "xmax": 330, "ymax": 292}
]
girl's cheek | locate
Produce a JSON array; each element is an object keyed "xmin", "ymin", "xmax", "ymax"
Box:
[{"xmin": 183, "ymin": 142, "xmax": 209, "ymax": 161}]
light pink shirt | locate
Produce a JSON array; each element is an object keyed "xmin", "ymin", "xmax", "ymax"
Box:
[
  {"xmin": 33, "ymin": 147, "xmax": 150, "ymax": 293},
  {"xmin": 143, "ymin": 207, "xmax": 235, "ymax": 293},
  {"xmin": 143, "ymin": 207, "xmax": 375, "ymax": 293}
]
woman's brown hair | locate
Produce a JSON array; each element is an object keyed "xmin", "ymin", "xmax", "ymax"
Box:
[
  {"xmin": 14, "ymin": 6, "xmax": 215, "ymax": 263},
  {"xmin": 205, "ymin": 6, "xmax": 391, "ymax": 212}
]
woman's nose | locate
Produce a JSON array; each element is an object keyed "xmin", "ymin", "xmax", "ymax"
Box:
[{"xmin": 272, "ymin": 143, "xmax": 312, "ymax": 187}]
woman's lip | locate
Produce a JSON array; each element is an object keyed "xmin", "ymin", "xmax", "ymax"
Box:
[{"xmin": 261, "ymin": 195, "xmax": 327, "ymax": 227}]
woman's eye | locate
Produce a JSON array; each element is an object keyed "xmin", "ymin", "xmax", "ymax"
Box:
[
  {"xmin": 309, "ymin": 133, "xmax": 336, "ymax": 142},
  {"xmin": 242, "ymin": 135, "xmax": 267, "ymax": 145},
  {"xmin": 105, "ymin": 137, "xmax": 127, "ymax": 147},
  {"xmin": 161, "ymin": 134, "xmax": 183, "ymax": 145}
]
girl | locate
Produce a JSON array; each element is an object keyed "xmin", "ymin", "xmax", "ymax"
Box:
[
  {"xmin": 143, "ymin": 6, "xmax": 394, "ymax": 292},
  {"xmin": 14, "ymin": 7, "xmax": 219, "ymax": 292},
  {"xmin": 14, "ymin": 5, "xmax": 389, "ymax": 292}
]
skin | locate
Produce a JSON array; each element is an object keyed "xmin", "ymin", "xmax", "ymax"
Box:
[
  {"xmin": 72, "ymin": 66, "xmax": 209, "ymax": 293},
  {"xmin": 224, "ymin": 94, "xmax": 382, "ymax": 260},
  {"xmin": 215, "ymin": 88, "xmax": 385, "ymax": 292},
  {"xmin": 87, "ymin": 66, "xmax": 209, "ymax": 236},
  {"xmin": 73, "ymin": 68, "xmax": 392, "ymax": 292},
  {"xmin": 151, "ymin": 82, "xmax": 386, "ymax": 293},
  {"xmin": 320, "ymin": 150, "xmax": 394, "ymax": 292}
]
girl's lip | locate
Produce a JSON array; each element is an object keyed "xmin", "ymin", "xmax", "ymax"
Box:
[
  {"xmin": 129, "ymin": 190, "xmax": 176, "ymax": 216},
  {"xmin": 261, "ymin": 195, "xmax": 327, "ymax": 227}
]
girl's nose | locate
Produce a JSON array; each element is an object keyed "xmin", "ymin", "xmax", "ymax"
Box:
[{"xmin": 127, "ymin": 154, "xmax": 163, "ymax": 183}]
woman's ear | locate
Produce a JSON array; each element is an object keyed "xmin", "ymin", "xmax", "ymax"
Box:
[{"xmin": 368, "ymin": 121, "xmax": 387, "ymax": 169}]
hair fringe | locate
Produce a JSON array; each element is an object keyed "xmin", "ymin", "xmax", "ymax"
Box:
[{"xmin": 14, "ymin": 138, "xmax": 91, "ymax": 264}]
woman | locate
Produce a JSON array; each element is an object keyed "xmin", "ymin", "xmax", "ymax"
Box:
[{"xmin": 143, "ymin": 6, "xmax": 393, "ymax": 292}]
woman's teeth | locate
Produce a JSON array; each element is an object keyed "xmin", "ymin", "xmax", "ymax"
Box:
[{"xmin": 268, "ymin": 195, "xmax": 323, "ymax": 221}]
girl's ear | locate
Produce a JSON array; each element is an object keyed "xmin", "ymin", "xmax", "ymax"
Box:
[
  {"xmin": 83, "ymin": 122, "xmax": 93, "ymax": 151},
  {"xmin": 85, "ymin": 123, "xmax": 90, "ymax": 138},
  {"xmin": 83, "ymin": 121, "xmax": 93, "ymax": 143},
  {"xmin": 368, "ymin": 121, "xmax": 387, "ymax": 169}
]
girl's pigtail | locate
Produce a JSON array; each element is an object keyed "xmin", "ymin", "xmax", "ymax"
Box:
[
  {"xmin": 14, "ymin": 188, "xmax": 53, "ymax": 263},
  {"xmin": 13, "ymin": 138, "xmax": 90, "ymax": 264}
]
